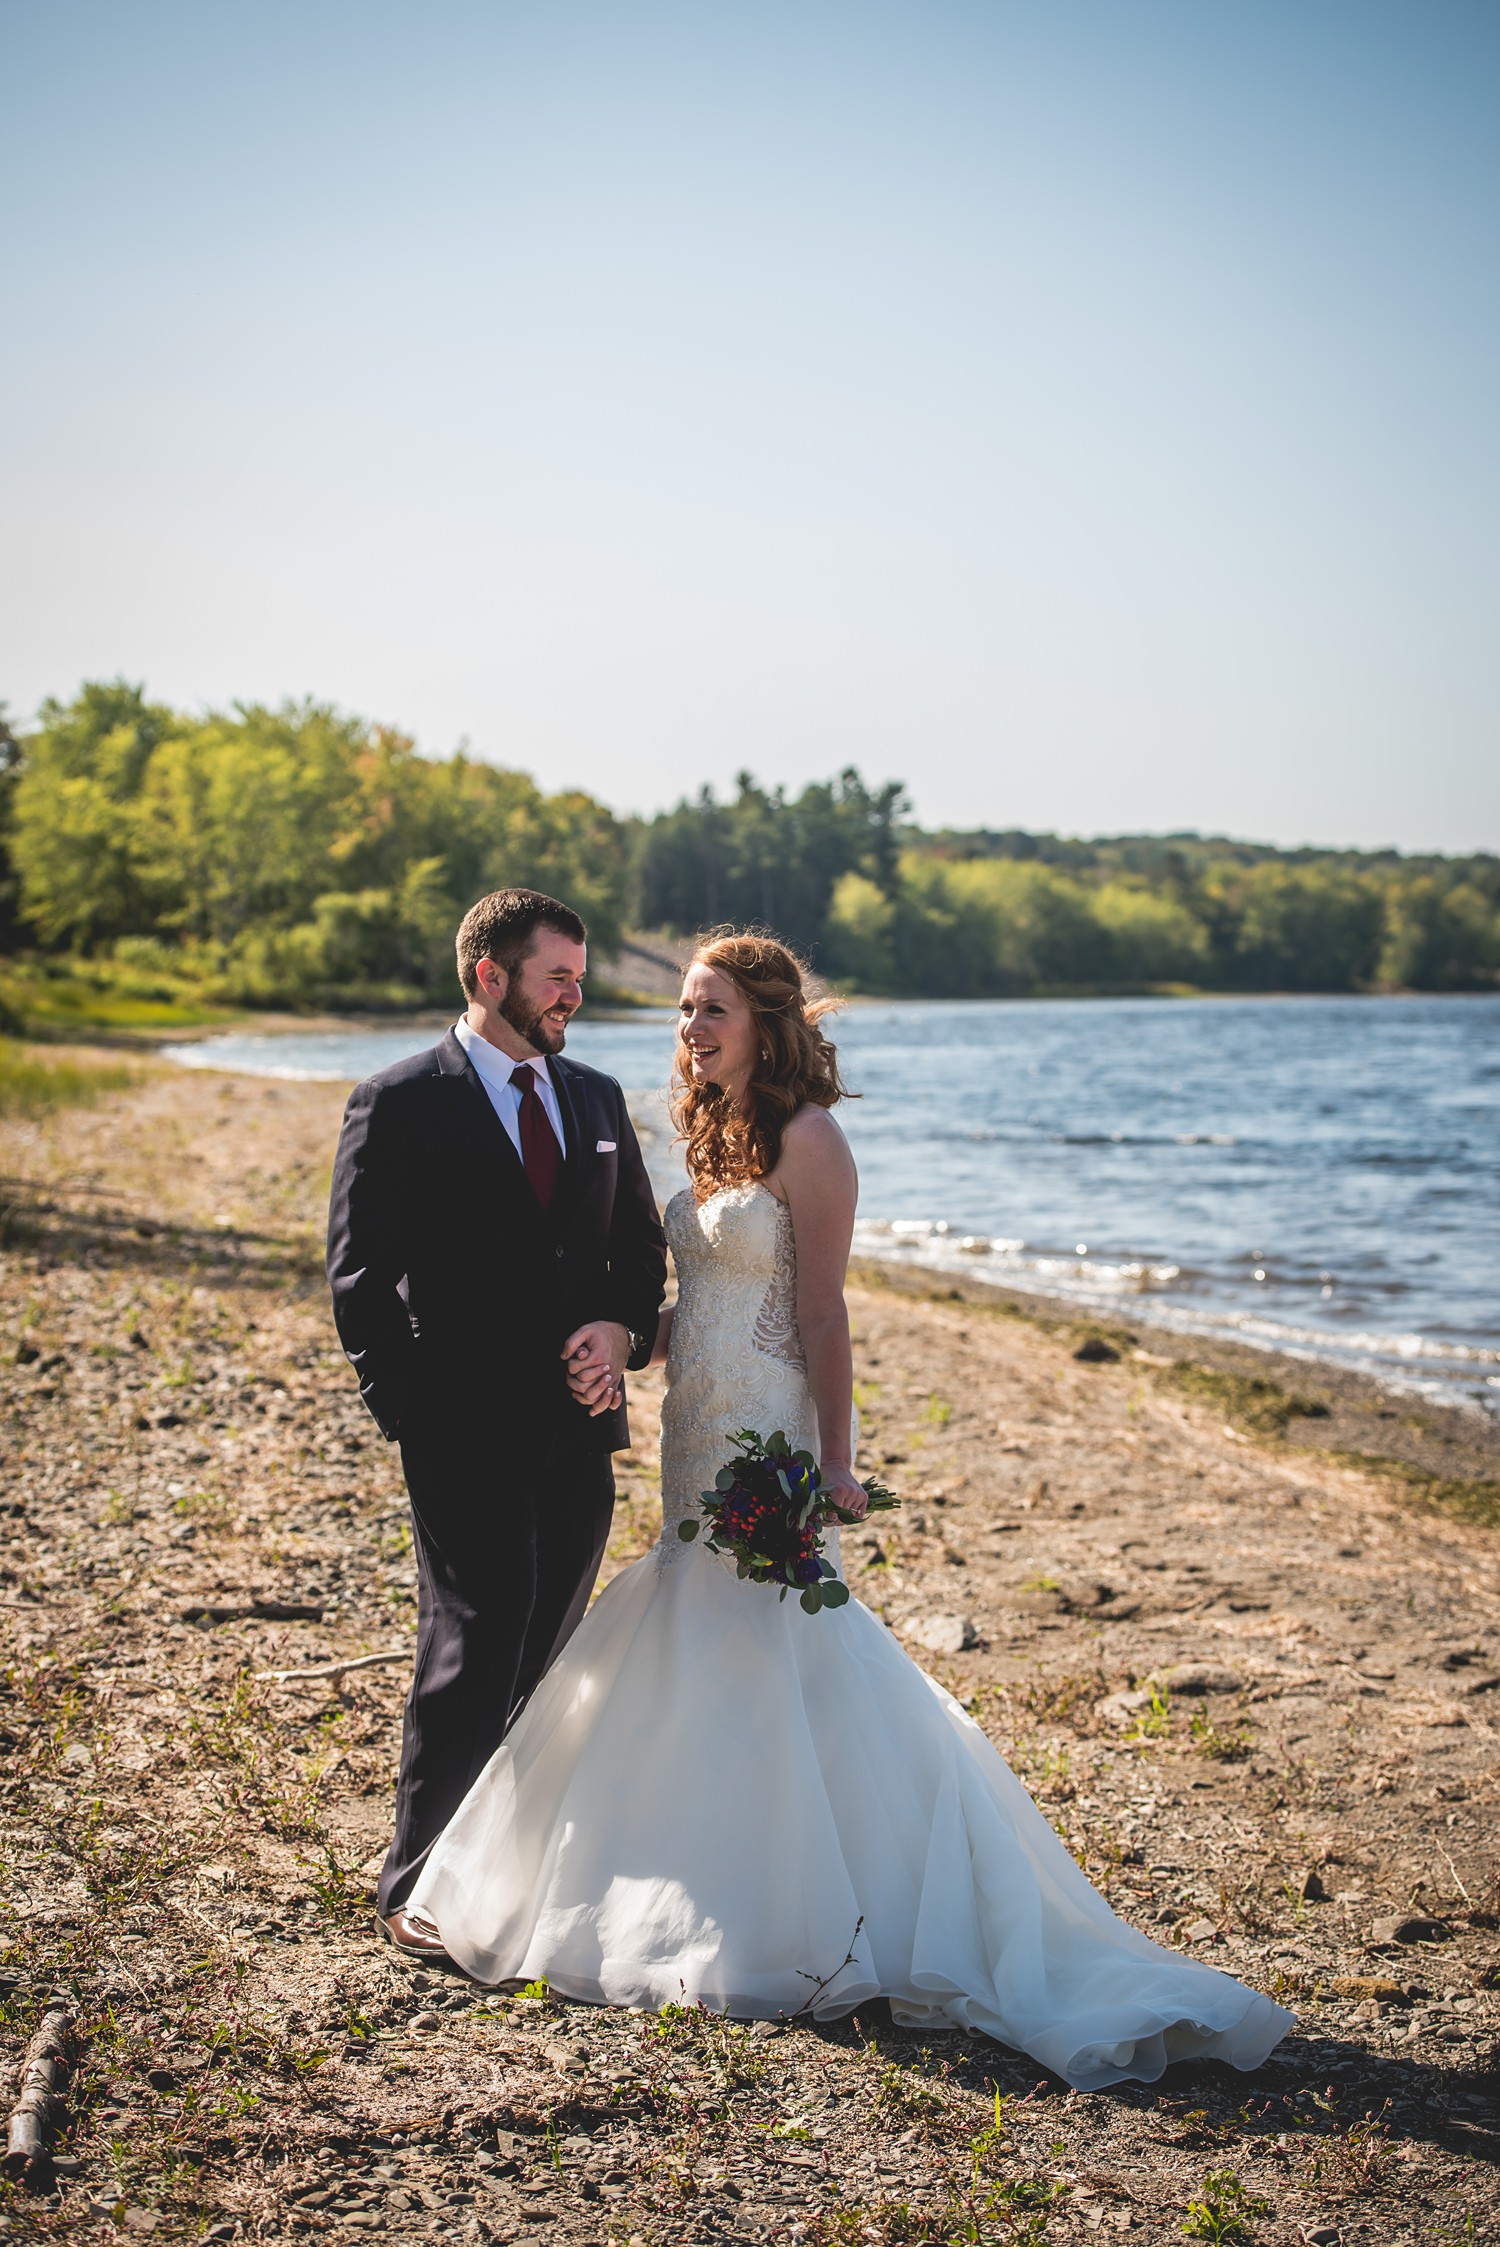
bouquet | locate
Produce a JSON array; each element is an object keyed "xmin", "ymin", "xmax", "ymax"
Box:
[{"xmin": 677, "ymin": 1427, "xmax": 899, "ymax": 1614}]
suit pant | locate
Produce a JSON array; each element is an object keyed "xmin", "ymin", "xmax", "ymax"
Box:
[{"xmin": 378, "ymin": 1416, "xmax": 615, "ymax": 1917}]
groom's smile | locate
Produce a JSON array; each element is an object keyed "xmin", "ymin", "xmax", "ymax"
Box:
[{"xmin": 471, "ymin": 930, "xmax": 588, "ymax": 1058}]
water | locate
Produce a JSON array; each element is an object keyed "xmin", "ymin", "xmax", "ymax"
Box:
[{"xmin": 164, "ymin": 995, "xmax": 1500, "ymax": 1413}]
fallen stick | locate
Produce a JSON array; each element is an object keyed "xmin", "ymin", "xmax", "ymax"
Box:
[
  {"xmin": 253, "ymin": 1649, "xmax": 408, "ymax": 1686},
  {"xmin": 183, "ymin": 1598, "xmax": 326, "ymax": 1625},
  {"xmin": 5, "ymin": 2003, "xmax": 74, "ymax": 2190}
]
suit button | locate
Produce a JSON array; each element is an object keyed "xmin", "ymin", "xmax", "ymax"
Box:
[{"xmin": 555, "ymin": 1246, "xmax": 565, "ymax": 1258}]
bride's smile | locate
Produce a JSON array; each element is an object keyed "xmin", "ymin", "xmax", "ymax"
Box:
[{"xmin": 679, "ymin": 961, "xmax": 758, "ymax": 1100}]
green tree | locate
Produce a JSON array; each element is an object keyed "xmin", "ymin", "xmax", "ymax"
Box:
[
  {"xmin": 822, "ymin": 871, "xmax": 897, "ymax": 989},
  {"xmin": 635, "ymin": 768, "xmax": 910, "ymax": 955},
  {"xmin": 1221, "ymin": 863, "xmax": 1385, "ymax": 990},
  {"xmin": 0, "ymin": 702, "xmax": 23, "ymax": 950},
  {"xmin": 1378, "ymin": 876, "xmax": 1500, "ymax": 989},
  {"xmin": 129, "ymin": 701, "xmax": 369, "ymax": 943},
  {"xmin": 1091, "ymin": 881, "xmax": 1213, "ymax": 984},
  {"xmin": 10, "ymin": 681, "xmax": 175, "ymax": 946}
]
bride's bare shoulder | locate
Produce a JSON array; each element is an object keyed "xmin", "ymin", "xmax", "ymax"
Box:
[{"xmin": 777, "ymin": 1104, "xmax": 856, "ymax": 1184}]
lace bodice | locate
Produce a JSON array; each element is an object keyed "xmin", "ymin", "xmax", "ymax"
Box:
[{"xmin": 657, "ymin": 1183, "xmax": 846, "ymax": 1571}]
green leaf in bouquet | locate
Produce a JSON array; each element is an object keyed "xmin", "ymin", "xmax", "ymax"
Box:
[
  {"xmin": 776, "ymin": 1468, "xmax": 793, "ymax": 1497},
  {"xmin": 677, "ymin": 1520, "xmax": 699, "ymax": 1541},
  {"xmin": 822, "ymin": 1580, "xmax": 851, "ymax": 1609},
  {"xmin": 800, "ymin": 1586, "xmax": 823, "ymax": 1613},
  {"xmin": 767, "ymin": 1430, "xmax": 790, "ymax": 1455},
  {"xmin": 714, "ymin": 1468, "xmax": 736, "ymax": 1491}
]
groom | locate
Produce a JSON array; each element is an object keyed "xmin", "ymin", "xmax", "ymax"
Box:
[{"xmin": 326, "ymin": 887, "xmax": 667, "ymax": 1956}]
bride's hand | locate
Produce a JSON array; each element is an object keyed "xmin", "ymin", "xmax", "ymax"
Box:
[{"xmin": 821, "ymin": 1465, "xmax": 869, "ymax": 1520}]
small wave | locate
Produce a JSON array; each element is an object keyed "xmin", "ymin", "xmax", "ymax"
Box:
[
  {"xmin": 162, "ymin": 1044, "xmax": 353, "ymax": 1082},
  {"xmin": 1057, "ymin": 1131, "xmax": 1238, "ymax": 1148},
  {"xmin": 854, "ymin": 1223, "xmax": 1180, "ymax": 1290},
  {"xmin": 849, "ymin": 1222, "xmax": 1500, "ymax": 1415}
]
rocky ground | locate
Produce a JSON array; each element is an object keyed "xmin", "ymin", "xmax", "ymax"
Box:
[{"xmin": 1, "ymin": 1052, "xmax": 1497, "ymax": 2246}]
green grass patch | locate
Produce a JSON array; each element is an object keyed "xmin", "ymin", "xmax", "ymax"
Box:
[
  {"xmin": 1161, "ymin": 1360, "xmax": 1331, "ymax": 1437},
  {"xmin": 0, "ymin": 955, "xmax": 236, "ymax": 1034},
  {"xmin": 0, "ymin": 1038, "xmax": 139, "ymax": 1117},
  {"xmin": 1324, "ymin": 1451, "xmax": 1500, "ymax": 1532}
]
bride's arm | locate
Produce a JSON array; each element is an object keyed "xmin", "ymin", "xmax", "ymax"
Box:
[
  {"xmin": 776, "ymin": 1109, "xmax": 867, "ymax": 1519},
  {"xmin": 649, "ymin": 1303, "xmax": 675, "ymax": 1365}
]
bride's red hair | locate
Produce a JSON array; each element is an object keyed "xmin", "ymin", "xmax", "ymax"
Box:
[{"xmin": 672, "ymin": 930, "xmax": 851, "ymax": 1199}]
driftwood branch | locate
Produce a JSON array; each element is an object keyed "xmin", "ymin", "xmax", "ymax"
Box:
[
  {"xmin": 5, "ymin": 2004, "xmax": 74, "ymax": 2189},
  {"xmin": 252, "ymin": 1648, "xmax": 408, "ymax": 1687}
]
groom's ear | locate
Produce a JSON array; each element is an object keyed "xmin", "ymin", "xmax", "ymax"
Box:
[{"xmin": 475, "ymin": 956, "xmax": 507, "ymax": 1002}]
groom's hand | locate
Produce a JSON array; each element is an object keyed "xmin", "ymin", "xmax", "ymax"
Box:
[{"xmin": 561, "ymin": 1321, "xmax": 629, "ymax": 1416}]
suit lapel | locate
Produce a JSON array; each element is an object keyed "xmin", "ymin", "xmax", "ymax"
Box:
[
  {"xmin": 547, "ymin": 1056, "xmax": 591, "ymax": 1233},
  {"xmin": 436, "ymin": 1029, "xmax": 535, "ymax": 1202},
  {"xmin": 439, "ymin": 1031, "xmax": 590, "ymax": 1233}
]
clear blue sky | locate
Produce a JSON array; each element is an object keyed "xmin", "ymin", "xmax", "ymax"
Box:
[{"xmin": 3, "ymin": 0, "xmax": 1496, "ymax": 852}]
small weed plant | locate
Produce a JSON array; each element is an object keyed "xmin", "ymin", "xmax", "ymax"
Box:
[{"xmin": 1181, "ymin": 2166, "xmax": 1269, "ymax": 2244}]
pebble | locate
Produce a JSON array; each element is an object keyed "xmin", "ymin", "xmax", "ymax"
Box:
[
  {"xmin": 908, "ymin": 1612, "xmax": 976, "ymax": 1654},
  {"xmin": 1099, "ymin": 1690, "xmax": 1152, "ymax": 1727},
  {"xmin": 409, "ymin": 2010, "xmax": 441, "ymax": 2031},
  {"xmin": 1152, "ymin": 1663, "xmax": 1244, "ymax": 1697},
  {"xmin": 1326, "ymin": 1975, "xmax": 1406, "ymax": 2003},
  {"xmin": 1370, "ymin": 1914, "xmax": 1450, "ymax": 1946},
  {"xmin": 1184, "ymin": 1918, "xmax": 1219, "ymax": 1943}
]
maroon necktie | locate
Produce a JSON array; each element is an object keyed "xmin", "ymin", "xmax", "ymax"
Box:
[{"xmin": 510, "ymin": 1064, "xmax": 562, "ymax": 1212}]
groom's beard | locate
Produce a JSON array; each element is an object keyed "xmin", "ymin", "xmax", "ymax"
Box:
[{"xmin": 500, "ymin": 988, "xmax": 571, "ymax": 1055}]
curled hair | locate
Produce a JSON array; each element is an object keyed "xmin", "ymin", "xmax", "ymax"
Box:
[{"xmin": 672, "ymin": 929, "xmax": 852, "ymax": 1198}]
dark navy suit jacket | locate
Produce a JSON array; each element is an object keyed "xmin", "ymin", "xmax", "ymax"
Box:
[{"xmin": 326, "ymin": 1030, "xmax": 667, "ymax": 1449}]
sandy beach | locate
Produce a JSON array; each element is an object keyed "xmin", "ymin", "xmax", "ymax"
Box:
[{"xmin": 2, "ymin": 1049, "xmax": 1497, "ymax": 2243}]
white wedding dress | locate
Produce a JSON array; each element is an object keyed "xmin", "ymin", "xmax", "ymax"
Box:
[{"xmin": 411, "ymin": 1183, "xmax": 1291, "ymax": 2089}]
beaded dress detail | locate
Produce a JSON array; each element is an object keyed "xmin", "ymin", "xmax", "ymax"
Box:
[{"xmin": 657, "ymin": 1184, "xmax": 842, "ymax": 1570}]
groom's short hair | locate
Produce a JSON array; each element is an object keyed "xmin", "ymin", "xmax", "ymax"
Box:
[{"xmin": 456, "ymin": 888, "xmax": 587, "ymax": 998}]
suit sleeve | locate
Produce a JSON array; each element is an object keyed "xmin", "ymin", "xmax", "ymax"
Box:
[
  {"xmin": 603, "ymin": 1086, "xmax": 668, "ymax": 1369},
  {"xmin": 326, "ymin": 1077, "xmax": 417, "ymax": 1440}
]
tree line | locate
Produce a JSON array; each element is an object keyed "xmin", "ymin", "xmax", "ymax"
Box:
[{"xmin": 1, "ymin": 681, "xmax": 1495, "ymax": 1006}]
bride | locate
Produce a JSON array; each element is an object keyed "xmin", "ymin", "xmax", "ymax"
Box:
[{"xmin": 409, "ymin": 932, "xmax": 1291, "ymax": 2089}]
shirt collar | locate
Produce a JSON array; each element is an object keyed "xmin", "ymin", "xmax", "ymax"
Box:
[{"xmin": 454, "ymin": 1018, "xmax": 552, "ymax": 1088}]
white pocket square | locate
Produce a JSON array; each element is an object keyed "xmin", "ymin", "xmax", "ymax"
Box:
[{"xmin": 596, "ymin": 1139, "xmax": 617, "ymax": 1153}]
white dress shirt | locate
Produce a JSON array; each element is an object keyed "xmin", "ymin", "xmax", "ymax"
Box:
[{"xmin": 454, "ymin": 1018, "xmax": 567, "ymax": 1162}]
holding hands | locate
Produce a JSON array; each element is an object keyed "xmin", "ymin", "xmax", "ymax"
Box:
[{"xmin": 562, "ymin": 1321, "xmax": 630, "ymax": 1415}]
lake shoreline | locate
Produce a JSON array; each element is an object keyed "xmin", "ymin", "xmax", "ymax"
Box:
[{"xmin": 845, "ymin": 1251, "xmax": 1500, "ymax": 1521}]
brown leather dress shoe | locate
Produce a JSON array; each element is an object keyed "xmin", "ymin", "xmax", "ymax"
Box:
[{"xmin": 376, "ymin": 1906, "xmax": 453, "ymax": 1963}]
